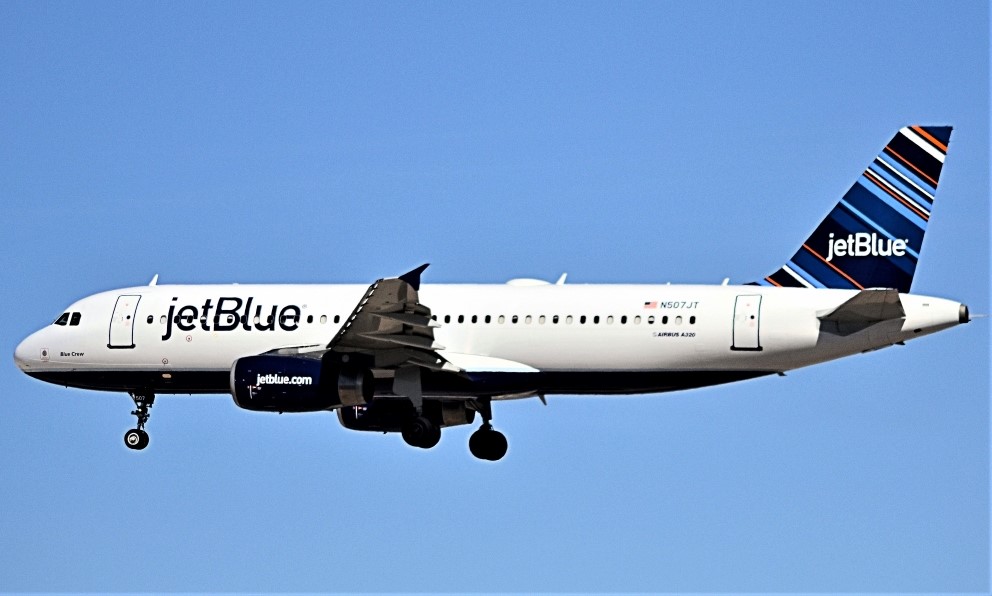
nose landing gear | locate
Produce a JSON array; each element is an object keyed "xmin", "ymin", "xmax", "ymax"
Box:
[{"xmin": 124, "ymin": 393, "xmax": 154, "ymax": 450}]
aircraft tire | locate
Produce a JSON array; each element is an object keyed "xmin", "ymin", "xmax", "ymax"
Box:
[
  {"xmin": 469, "ymin": 428, "xmax": 507, "ymax": 461},
  {"xmin": 124, "ymin": 428, "xmax": 149, "ymax": 450},
  {"xmin": 402, "ymin": 416, "xmax": 440, "ymax": 449},
  {"xmin": 423, "ymin": 424, "xmax": 441, "ymax": 449}
]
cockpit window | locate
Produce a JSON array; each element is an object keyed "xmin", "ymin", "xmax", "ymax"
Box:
[
  {"xmin": 53, "ymin": 313, "xmax": 70, "ymax": 326},
  {"xmin": 69, "ymin": 312, "xmax": 81, "ymax": 326}
]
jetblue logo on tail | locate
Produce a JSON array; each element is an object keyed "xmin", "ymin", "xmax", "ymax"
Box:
[
  {"xmin": 752, "ymin": 125, "xmax": 951, "ymax": 293},
  {"xmin": 825, "ymin": 232, "xmax": 908, "ymax": 262}
]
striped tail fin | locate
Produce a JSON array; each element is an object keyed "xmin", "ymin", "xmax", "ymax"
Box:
[{"xmin": 753, "ymin": 125, "xmax": 952, "ymax": 293}]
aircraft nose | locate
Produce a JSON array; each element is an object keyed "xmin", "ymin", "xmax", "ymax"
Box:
[{"xmin": 14, "ymin": 333, "xmax": 41, "ymax": 371}]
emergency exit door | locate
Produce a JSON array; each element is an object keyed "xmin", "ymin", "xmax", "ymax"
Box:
[
  {"xmin": 731, "ymin": 294, "xmax": 762, "ymax": 351},
  {"xmin": 108, "ymin": 294, "xmax": 142, "ymax": 349}
]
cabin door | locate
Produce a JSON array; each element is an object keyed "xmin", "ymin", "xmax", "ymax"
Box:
[
  {"xmin": 109, "ymin": 294, "xmax": 142, "ymax": 349},
  {"xmin": 731, "ymin": 294, "xmax": 762, "ymax": 351}
]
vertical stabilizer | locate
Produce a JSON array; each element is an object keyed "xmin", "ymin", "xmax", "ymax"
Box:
[{"xmin": 754, "ymin": 126, "xmax": 952, "ymax": 292}]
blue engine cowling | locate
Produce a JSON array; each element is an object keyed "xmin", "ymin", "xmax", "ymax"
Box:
[{"xmin": 230, "ymin": 354, "xmax": 373, "ymax": 412}]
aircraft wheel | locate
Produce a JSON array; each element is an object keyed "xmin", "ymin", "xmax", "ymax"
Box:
[
  {"xmin": 124, "ymin": 428, "xmax": 149, "ymax": 450},
  {"xmin": 469, "ymin": 427, "xmax": 507, "ymax": 461},
  {"xmin": 402, "ymin": 416, "xmax": 440, "ymax": 449},
  {"xmin": 424, "ymin": 424, "xmax": 442, "ymax": 449}
]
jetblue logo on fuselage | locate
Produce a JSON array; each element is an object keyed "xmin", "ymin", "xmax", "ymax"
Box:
[
  {"xmin": 162, "ymin": 297, "xmax": 302, "ymax": 341},
  {"xmin": 825, "ymin": 232, "xmax": 909, "ymax": 262}
]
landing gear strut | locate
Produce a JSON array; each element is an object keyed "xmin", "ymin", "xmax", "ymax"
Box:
[
  {"xmin": 469, "ymin": 398, "xmax": 507, "ymax": 461},
  {"xmin": 124, "ymin": 392, "xmax": 154, "ymax": 450}
]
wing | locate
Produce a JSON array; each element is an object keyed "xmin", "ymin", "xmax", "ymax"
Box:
[{"xmin": 327, "ymin": 264, "xmax": 459, "ymax": 374}]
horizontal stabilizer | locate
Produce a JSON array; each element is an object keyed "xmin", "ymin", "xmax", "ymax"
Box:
[{"xmin": 818, "ymin": 289, "xmax": 905, "ymax": 336}]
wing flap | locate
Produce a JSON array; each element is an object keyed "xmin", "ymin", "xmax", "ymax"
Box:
[
  {"xmin": 439, "ymin": 352, "xmax": 540, "ymax": 374},
  {"xmin": 357, "ymin": 333, "xmax": 444, "ymax": 351},
  {"xmin": 326, "ymin": 264, "xmax": 453, "ymax": 381}
]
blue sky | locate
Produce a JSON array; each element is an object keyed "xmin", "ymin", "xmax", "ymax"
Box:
[{"xmin": 1, "ymin": 1, "xmax": 988, "ymax": 592}]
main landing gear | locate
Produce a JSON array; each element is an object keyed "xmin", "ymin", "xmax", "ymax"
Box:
[
  {"xmin": 124, "ymin": 392, "xmax": 154, "ymax": 451},
  {"xmin": 469, "ymin": 424, "xmax": 507, "ymax": 461},
  {"xmin": 401, "ymin": 416, "xmax": 442, "ymax": 449},
  {"xmin": 468, "ymin": 398, "xmax": 507, "ymax": 462},
  {"xmin": 400, "ymin": 398, "xmax": 509, "ymax": 461}
]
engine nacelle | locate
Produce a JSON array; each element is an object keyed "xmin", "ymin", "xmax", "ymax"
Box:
[
  {"xmin": 337, "ymin": 399, "xmax": 475, "ymax": 432},
  {"xmin": 230, "ymin": 354, "xmax": 373, "ymax": 412}
]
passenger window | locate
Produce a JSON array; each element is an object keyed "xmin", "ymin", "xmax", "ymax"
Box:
[
  {"xmin": 307, "ymin": 315, "xmax": 314, "ymax": 324},
  {"xmin": 593, "ymin": 316, "xmax": 600, "ymax": 324},
  {"xmin": 580, "ymin": 316, "xmax": 586, "ymax": 324},
  {"xmin": 445, "ymin": 315, "xmax": 451, "ymax": 324},
  {"xmin": 525, "ymin": 315, "xmax": 532, "ymax": 324},
  {"xmin": 634, "ymin": 315, "xmax": 641, "ymax": 324},
  {"xmin": 690, "ymin": 316, "xmax": 696, "ymax": 325},
  {"xmin": 69, "ymin": 312, "xmax": 81, "ymax": 326},
  {"xmin": 566, "ymin": 315, "xmax": 573, "ymax": 324},
  {"xmin": 160, "ymin": 315, "xmax": 166, "ymax": 324},
  {"xmin": 675, "ymin": 316, "xmax": 683, "ymax": 325},
  {"xmin": 320, "ymin": 315, "xmax": 327, "ymax": 324},
  {"xmin": 607, "ymin": 316, "xmax": 614, "ymax": 324},
  {"xmin": 54, "ymin": 313, "xmax": 70, "ymax": 326},
  {"xmin": 485, "ymin": 315, "xmax": 491, "ymax": 324},
  {"xmin": 648, "ymin": 316, "xmax": 655, "ymax": 324},
  {"xmin": 334, "ymin": 315, "xmax": 341, "ymax": 324},
  {"xmin": 498, "ymin": 315, "xmax": 505, "ymax": 324},
  {"xmin": 621, "ymin": 315, "xmax": 627, "ymax": 324},
  {"xmin": 512, "ymin": 315, "xmax": 519, "ymax": 324},
  {"xmin": 539, "ymin": 315, "xmax": 546, "ymax": 324},
  {"xmin": 662, "ymin": 316, "xmax": 669, "ymax": 325},
  {"xmin": 458, "ymin": 315, "xmax": 464, "ymax": 323},
  {"xmin": 146, "ymin": 315, "xmax": 154, "ymax": 324},
  {"xmin": 553, "ymin": 315, "xmax": 559, "ymax": 324},
  {"xmin": 472, "ymin": 315, "xmax": 478, "ymax": 323}
]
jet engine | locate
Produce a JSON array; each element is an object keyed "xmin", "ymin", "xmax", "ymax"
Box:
[
  {"xmin": 337, "ymin": 398, "xmax": 475, "ymax": 432},
  {"xmin": 230, "ymin": 354, "xmax": 374, "ymax": 412}
]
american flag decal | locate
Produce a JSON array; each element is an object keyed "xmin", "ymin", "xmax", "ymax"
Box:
[{"xmin": 643, "ymin": 301, "xmax": 657, "ymax": 309}]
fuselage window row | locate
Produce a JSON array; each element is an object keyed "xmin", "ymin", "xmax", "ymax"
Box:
[
  {"xmin": 428, "ymin": 314, "xmax": 698, "ymax": 326},
  {"xmin": 149, "ymin": 313, "xmax": 344, "ymax": 326},
  {"xmin": 141, "ymin": 311, "xmax": 694, "ymax": 329}
]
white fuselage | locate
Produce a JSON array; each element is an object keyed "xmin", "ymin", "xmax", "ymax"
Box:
[{"xmin": 14, "ymin": 281, "xmax": 966, "ymax": 398}]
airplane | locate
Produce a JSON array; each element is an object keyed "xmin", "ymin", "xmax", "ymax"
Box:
[{"xmin": 14, "ymin": 125, "xmax": 969, "ymax": 461}]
